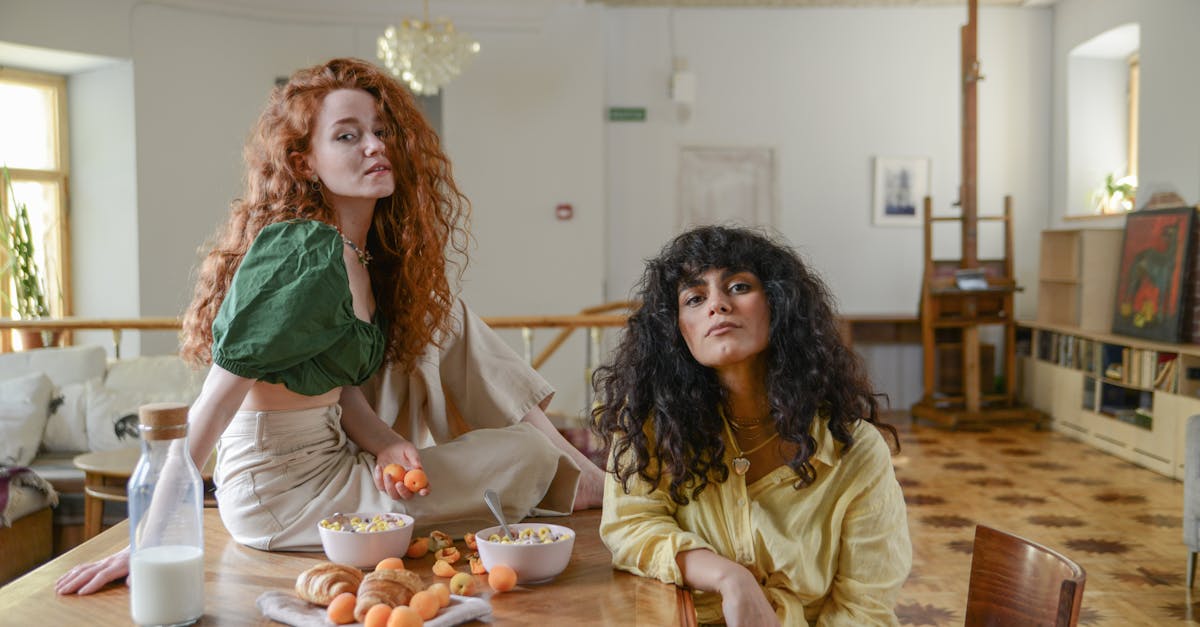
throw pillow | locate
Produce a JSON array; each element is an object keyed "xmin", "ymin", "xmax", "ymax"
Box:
[
  {"xmin": 85, "ymin": 381, "xmax": 177, "ymax": 452},
  {"xmin": 41, "ymin": 379, "xmax": 92, "ymax": 453},
  {"xmin": 104, "ymin": 355, "xmax": 206, "ymax": 403},
  {"xmin": 0, "ymin": 372, "xmax": 54, "ymax": 465}
]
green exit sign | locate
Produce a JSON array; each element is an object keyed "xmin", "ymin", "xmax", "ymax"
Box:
[{"xmin": 608, "ymin": 107, "xmax": 646, "ymax": 122}]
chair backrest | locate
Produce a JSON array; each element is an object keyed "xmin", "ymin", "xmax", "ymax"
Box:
[{"xmin": 965, "ymin": 525, "xmax": 1086, "ymax": 627}]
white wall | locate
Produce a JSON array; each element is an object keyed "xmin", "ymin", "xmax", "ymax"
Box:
[
  {"xmin": 68, "ymin": 61, "xmax": 141, "ymax": 357},
  {"xmin": 443, "ymin": 7, "xmax": 607, "ymax": 417},
  {"xmin": 605, "ymin": 7, "xmax": 1053, "ymax": 322},
  {"xmin": 1050, "ymin": 0, "xmax": 1200, "ymax": 227},
  {"xmin": 1067, "ymin": 57, "xmax": 1129, "ymax": 216}
]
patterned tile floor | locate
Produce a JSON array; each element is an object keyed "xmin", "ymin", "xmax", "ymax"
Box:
[{"xmin": 891, "ymin": 414, "xmax": 1195, "ymax": 626}]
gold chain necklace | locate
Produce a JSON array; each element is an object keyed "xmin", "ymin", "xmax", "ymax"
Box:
[
  {"xmin": 335, "ymin": 229, "xmax": 372, "ymax": 266},
  {"xmin": 726, "ymin": 423, "xmax": 780, "ymax": 476}
]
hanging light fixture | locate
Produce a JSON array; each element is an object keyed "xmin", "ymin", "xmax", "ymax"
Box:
[{"xmin": 377, "ymin": 0, "xmax": 480, "ymax": 96}]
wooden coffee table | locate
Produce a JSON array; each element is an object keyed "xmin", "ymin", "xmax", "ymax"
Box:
[
  {"xmin": 72, "ymin": 447, "xmax": 215, "ymax": 540},
  {"xmin": 0, "ymin": 508, "xmax": 696, "ymax": 626}
]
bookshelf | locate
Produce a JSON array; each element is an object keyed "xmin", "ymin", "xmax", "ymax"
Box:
[
  {"xmin": 1035, "ymin": 229, "xmax": 1123, "ymax": 331},
  {"xmin": 1018, "ymin": 320, "xmax": 1200, "ymax": 479}
]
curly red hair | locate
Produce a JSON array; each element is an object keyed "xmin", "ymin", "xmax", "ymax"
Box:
[{"xmin": 181, "ymin": 57, "xmax": 470, "ymax": 373}]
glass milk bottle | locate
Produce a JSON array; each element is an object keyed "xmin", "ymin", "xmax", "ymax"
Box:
[{"xmin": 127, "ymin": 402, "xmax": 205, "ymax": 626}]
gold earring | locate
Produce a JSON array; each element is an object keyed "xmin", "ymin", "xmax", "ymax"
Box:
[{"xmin": 310, "ymin": 175, "xmax": 321, "ymax": 192}]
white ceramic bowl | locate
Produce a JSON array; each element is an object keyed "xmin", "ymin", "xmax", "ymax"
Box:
[
  {"xmin": 317, "ymin": 512, "xmax": 415, "ymax": 569},
  {"xmin": 475, "ymin": 523, "xmax": 575, "ymax": 584}
]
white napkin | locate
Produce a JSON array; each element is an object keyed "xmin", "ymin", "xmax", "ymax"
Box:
[{"xmin": 256, "ymin": 590, "xmax": 492, "ymax": 626}]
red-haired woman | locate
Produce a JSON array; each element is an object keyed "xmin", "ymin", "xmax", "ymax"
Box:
[{"xmin": 56, "ymin": 57, "xmax": 602, "ymax": 595}]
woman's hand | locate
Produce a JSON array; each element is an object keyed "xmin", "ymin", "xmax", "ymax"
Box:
[
  {"xmin": 677, "ymin": 549, "xmax": 779, "ymax": 627},
  {"xmin": 372, "ymin": 438, "xmax": 429, "ymax": 500},
  {"xmin": 55, "ymin": 546, "xmax": 130, "ymax": 595},
  {"xmin": 716, "ymin": 567, "xmax": 780, "ymax": 627}
]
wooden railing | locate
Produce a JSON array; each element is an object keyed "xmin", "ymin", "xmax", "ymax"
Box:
[{"xmin": 0, "ymin": 311, "xmax": 635, "ymax": 361}]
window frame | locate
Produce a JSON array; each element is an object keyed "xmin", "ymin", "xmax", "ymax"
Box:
[{"xmin": 0, "ymin": 67, "xmax": 73, "ymax": 344}]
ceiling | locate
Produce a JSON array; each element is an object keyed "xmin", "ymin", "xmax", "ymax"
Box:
[{"xmin": 591, "ymin": 0, "xmax": 1056, "ymax": 6}]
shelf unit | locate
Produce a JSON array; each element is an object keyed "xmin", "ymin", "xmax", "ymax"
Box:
[
  {"xmin": 1035, "ymin": 228, "xmax": 1123, "ymax": 331},
  {"xmin": 1018, "ymin": 319, "xmax": 1200, "ymax": 479}
]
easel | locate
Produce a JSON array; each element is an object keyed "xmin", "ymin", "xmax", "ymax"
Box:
[{"xmin": 909, "ymin": 0, "xmax": 1046, "ymax": 429}]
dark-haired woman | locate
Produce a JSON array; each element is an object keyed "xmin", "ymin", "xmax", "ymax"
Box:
[
  {"xmin": 56, "ymin": 57, "xmax": 602, "ymax": 595},
  {"xmin": 595, "ymin": 225, "xmax": 910, "ymax": 626}
]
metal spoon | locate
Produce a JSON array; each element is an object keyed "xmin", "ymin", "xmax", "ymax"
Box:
[{"xmin": 483, "ymin": 488, "xmax": 513, "ymax": 539}]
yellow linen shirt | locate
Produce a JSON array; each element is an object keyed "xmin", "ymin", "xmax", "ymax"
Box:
[{"xmin": 600, "ymin": 417, "xmax": 911, "ymax": 626}]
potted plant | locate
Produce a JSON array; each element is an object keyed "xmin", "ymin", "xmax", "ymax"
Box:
[
  {"xmin": 1090, "ymin": 172, "xmax": 1138, "ymax": 214},
  {"xmin": 1, "ymin": 166, "xmax": 54, "ymax": 348}
]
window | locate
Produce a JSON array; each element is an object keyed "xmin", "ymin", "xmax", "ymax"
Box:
[
  {"xmin": 0, "ymin": 67, "xmax": 71, "ymax": 329},
  {"xmin": 1066, "ymin": 23, "xmax": 1140, "ymax": 216}
]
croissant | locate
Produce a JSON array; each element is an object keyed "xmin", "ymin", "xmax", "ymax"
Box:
[
  {"xmin": 354, "ymin": 569, "xmax": 424, "ymax": 621},
  {"xmin": 294, "ymin": 562, "xmax": 364, "ymax": 606}
]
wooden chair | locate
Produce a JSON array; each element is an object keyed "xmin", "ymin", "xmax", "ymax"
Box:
[{"xmin": 965, "ymin": 525, "xmax": 1086, "ymax": 627}]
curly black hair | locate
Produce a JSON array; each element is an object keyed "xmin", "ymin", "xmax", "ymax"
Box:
[{"xmin": 592, "ymin": 225, "xmax": 896, "ymax": 505}]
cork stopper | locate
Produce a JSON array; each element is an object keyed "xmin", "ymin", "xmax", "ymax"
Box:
[{"xmin": 138, "ymin": 402, "xmax": 190, "ymax": 440}]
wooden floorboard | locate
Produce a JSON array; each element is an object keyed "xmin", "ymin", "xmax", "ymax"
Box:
[{"xmin": 891, "ymin": 412, "xmax": 1195, "ymax": 626}]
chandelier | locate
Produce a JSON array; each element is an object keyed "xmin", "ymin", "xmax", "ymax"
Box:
[{"xmin": 376, "ymin": 0, "xmax": 480, "ymax": 96}]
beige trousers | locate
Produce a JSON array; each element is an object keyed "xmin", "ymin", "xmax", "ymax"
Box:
[
  {"xmin": 214, "ymin": 299, "xmax": 580, "ymax": 552},
  {"xmin": 214, "ymin": 406, "xmax": 579, "ymax": 551}
]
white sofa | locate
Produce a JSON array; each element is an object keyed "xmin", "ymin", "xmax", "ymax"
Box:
[{"xmin": 0, "ymin": 345, "xmax": 206, "ymax": 577}]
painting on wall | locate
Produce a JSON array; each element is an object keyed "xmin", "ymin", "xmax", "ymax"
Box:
[
  {"xmin": 872, "ymin": 156, "xmax": 930, "ymax": 227},
  {"xmin": 678, "ymin": 147, "xmax": 776, "ymax": 230},
  {"xmin": 1112, "ymin": 206, "xmax": 1195, "ymax": 343}
]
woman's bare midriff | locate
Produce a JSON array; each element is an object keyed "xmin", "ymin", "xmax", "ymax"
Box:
[{"xmin": 239, "ymin": 379, "xmax": 341, "ymax": 412}]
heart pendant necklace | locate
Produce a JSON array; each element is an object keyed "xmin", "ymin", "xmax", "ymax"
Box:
[{"xmin": 729, "ymin": 430, "xmax": 780, "ymax": 476}]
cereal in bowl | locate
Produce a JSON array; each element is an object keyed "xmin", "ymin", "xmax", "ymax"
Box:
[{"xmin": 319, "ymin": 512, "xmax": 408, "ymax": 533}]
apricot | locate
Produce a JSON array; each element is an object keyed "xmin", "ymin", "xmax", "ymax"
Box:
[
  {"xmin": 427, "ymin": 582, "xmax": 451, "ymax": 608},
  {"xmin": 434, "ymin": 546, "xmax": 461, "ymax": 564},
  {"xmin": 431, "ymin": 559, "xmax": 457, "ymax": 578},
  {"xmin": 449, "ymin": 571, "xmax": 476, "ymax": 596},
  {"xmin": 326, "ymin": 591, "xmax": 357, "ymax": 624},
  {"xmin": 488, "ymin": 564, "xmax": 517, "ymax": 593},
  {"xmin": 383, "ymin": 463, "xmax": 405, "ymax": 483},
  {"xmin": 403, "ymin": 468, "xmax": 428, "ymax": 492},
  {"xmin": 386, "ymin": 606, "xmax": 423, "ymax": 627},
  {"xmin": 364, "ymin": 603, "xmax": 393, "ymax": 627},
  {"xmin": 408, "ymin": 590, "xmax": 440, "ymax": 620},
  {"xmin": 463, "ymin": 532, "xmax": 477, "ymax": 550},
  {"xmin": 468, "ymin": 555, "xmax": 486, "ymax": 575},
  {"xmin": 406, "ymin": 537, "xmax": 430, "ymax": 559},
  {"xmin": 375, "ymin": 557, "xmax": 406, "ymax": 571},
  {"xmin": 429, "ymin": 530, "xmax": 452, "ymax": 551}
]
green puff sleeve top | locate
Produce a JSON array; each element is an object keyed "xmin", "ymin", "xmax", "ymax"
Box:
[{"xmin": 211, "ymin": 220, "xmax": 386, "ymax": 396}]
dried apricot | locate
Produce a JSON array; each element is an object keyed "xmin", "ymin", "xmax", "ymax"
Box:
[
  {"xmin": 488, "ymin": 564, "xmax": 517, "ymax": 593},
  {"xmin": 383, "ymin": 463, "xmax": 405, "ymax": 483},
  {"xmin": 386, "ymin": 606, "xmax": 423, "ymax": 627},
  {"xmin": 406, "ymin": 537, "xmax": 430, "ymax": 559},
  {"xmin": 403, "ymin": 468, "xmax": 428, "ymax": 491},
  {"xmin": 469, "ymin": 555, "xmax": 486, "ymax": 575},
  {"xmin": 429, "ymin": 530, "xmax": 452, "ymax": 551},
  {"xmin": 375, "ymin": 557, "xmax": 406, "ymax": 571},
  {"xmin": 431, "ymin": 559, "xmax": 457, "ymax": 578},
  {"xmin": 408, "ymin": 590, "xmax": 439, "ymax": 620},
  {"xmin": 364, "ymin": 603, "xmax": 393, "ymax": 627},
  {"xmin": 434, "ymin": 546, "xmax": 461, "ymax": 564},
  {"xmin": 327, "ymin": 591, "xmax": 357, "ymax": 624},
  {"xmin": 463, "ymin": 532, "xmax": 477, "ymax": 550},
  {"xmin": 426, "ymin": 582, "xmax": 450, "ymax": 608}
]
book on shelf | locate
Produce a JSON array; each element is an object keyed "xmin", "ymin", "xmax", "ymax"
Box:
[{"xmin": 1153, "ymin": 355, "xmax": 1178, "ymax": 392}]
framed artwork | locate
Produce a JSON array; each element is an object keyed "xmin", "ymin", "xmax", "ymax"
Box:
[
  {"xmin": 872, "ymin": 156, "xmax": 930, "ymax": 227},
  {"xmin": 1112, "ymin": 206, "xmax": 1195, "ymax": 343}
]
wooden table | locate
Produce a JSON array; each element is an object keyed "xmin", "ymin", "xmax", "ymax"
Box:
[
  {"xmin": 0, "ymin": 508, "xmax": 696, "ymax": 626},
  {"xmin": 73, "ymin": 448, "xmax": 216, "ymax": 540}
]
